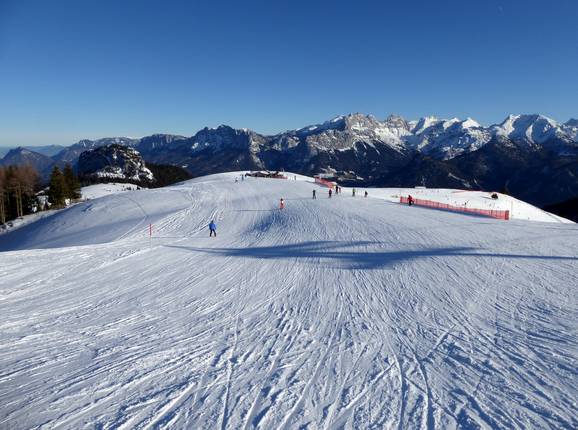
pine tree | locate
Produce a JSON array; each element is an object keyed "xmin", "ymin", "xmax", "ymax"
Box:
[
  {"xmin": 63, "ymin": 164, "xmax": 81, "ymax": 200},
  {"xmin": 48, "ymin": 166, "xmax": 66, "ymax": 207},
  {"xmin": 0, "ymin": 167, "xmax": 6, "ymax": 224}
]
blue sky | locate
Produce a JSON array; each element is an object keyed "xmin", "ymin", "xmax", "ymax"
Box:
[{"xmin": 0, "ymin": 0, "xmax": 577, "ymax": 146}]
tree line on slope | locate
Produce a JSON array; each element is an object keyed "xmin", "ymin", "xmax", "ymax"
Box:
[
  {"xmin": 0, "ymin": 165, "xmax": 39, "ymax": 224},
  {"xmin": 0, "ymin": 164, "xmax": 81, "ymax": 226}
]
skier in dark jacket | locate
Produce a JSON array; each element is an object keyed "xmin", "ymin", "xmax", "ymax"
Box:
[
  {"xmin": 209, "ymin": 220, "xmax": 217, "ymax": 237},
  {"xmin": 312, "ymin": 189, "xmax": 316, "ymax": 199},
  {"xmin": 328, "ymin": 188, "xmax": 332, "ymax": 198}
]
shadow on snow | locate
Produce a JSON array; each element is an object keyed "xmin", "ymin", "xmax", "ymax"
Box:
[{"xmin": 164, "ymin": 241, "xmax": 578, "ymax": 270}]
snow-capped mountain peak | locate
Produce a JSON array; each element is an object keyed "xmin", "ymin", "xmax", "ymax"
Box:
[
  {"xmin": 460, "ymin": 117, "xmax": 481, "ymax": 129},
  {"xmin": 343, "ymin": 113, "xmax": 380, "ymax": 131},
  {"xmin": 486, "ymin": 114, "xmax": 578, "ymax": 155},
  {"xmin": 382, "ymin": 114, "xmax": 410, "ymax": 130},
  {"xmin": 562, "ymin": 119, "xmax": 578, "ymax": 141},
  {"xmin": 492, "ymin": 114, "xmax": 561, "ymax": 145},
  {"xmin": 442, "ymin": 118, "xmax": 460, "ymax": 129},
  {"xmin": 411, "ymin": 116, "xmax": 440, "ymax": 135},
  {"xmin": 405, "ymin": 115, "xmax": 492, "ymax": 159}
]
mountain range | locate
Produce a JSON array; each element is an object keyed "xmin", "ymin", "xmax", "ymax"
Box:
[
  {"xmin": 0, "ymin": 144, "xmax": 65, "ymax": 159},
  {"xmin": 1, "ymin": 113, "xmax": 577, "ymax": 207}
]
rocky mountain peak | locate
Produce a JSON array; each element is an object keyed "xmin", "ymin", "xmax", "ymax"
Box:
[
  {"xmin": 383, "ymin": 114, "xmax": 410, "ymax": 130},
  {"xmin": 77, "ymin": 144, "xmax": 153, "ymax": 184},
  {"xmin": 137, "ymin": 134, "xmax": 187, "ymax": 156},
  {"xmin": 190, "ymin": 125, "xmax": 267, "ymax": 154}
]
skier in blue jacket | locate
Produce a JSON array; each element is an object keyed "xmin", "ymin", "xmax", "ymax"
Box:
[{"xmin": 209, "ymin": 220, "xmax": 217, "ymax": 237}]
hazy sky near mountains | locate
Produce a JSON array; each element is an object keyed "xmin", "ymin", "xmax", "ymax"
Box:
[{"xmin": 0, "ymin": 0, "xmax": 576, "ymax": 146}]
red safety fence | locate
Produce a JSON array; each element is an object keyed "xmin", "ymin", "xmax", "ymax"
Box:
[
  {"xmin": 314, "ymin": 177, "xmax": 335, "ymax": 188},
  {"xmin": 400, "ymin": 196, "xmax": 510, "ymax": 220}
]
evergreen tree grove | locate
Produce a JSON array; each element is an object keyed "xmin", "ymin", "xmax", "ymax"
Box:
[
  {"xmin": 48, "ymin": 166, "xmax": 67, "ymax": 207},
  {"xmin": 63, "ymin": 164, "xmax": 81, "ymax": 200}
]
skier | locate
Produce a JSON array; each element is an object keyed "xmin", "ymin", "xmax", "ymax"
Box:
[
  {"xmin": 364, "ymin": 191, "xmax": 368, "ymax": 198},
  {"xmin": 235, "ymin": 178, "xmax": 238, "ymax": 183},
  {"xmin": 279, "ymin": 198, "xmax": 285, "ymax": 210},
  {"xmin": 312, "ymin": 189, "xmax": 316, "ymax": 199},
  {"xmin": 209, "ymin": 220, "xmax": 217, "ymax": 237},
  {"xmin": 352, "ymin": 188, "xmax": 356, "ymax": 197},
  {"xmin": 329, "ymin": 188, "xmax": 332, "ymax": 198},
  {"xmin": 408, "ymin": 195, "xmax": 414, "ymax": 206}
]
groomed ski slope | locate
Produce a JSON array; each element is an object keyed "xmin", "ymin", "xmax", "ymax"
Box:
[{"xmin": 1, "ymin": 173, "xmax": 577, "ymax": 429}]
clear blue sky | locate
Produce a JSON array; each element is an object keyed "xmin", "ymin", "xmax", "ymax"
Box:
[{"xmin": 0, "ymin": 0, "xmax": 577, "ymax": 146}]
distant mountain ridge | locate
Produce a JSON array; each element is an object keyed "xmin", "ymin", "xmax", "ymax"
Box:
[
  {"xmin": 0, "ymin": 145, "xmax": 65, "ymax": 159},
  {"xmin": 1, "ymin": 112, "xmax": 577, "ymax": 207},
  {"xmin": 0, "ymin": 147, "xmax": 56, "ymax": 179}
]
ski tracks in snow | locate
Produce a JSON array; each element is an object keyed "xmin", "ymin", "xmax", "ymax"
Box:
[{"xmin": 1, "ymin": 174, "xmax": 577, "ymax": 429}]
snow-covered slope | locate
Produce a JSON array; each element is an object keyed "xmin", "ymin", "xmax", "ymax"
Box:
[
  {"xmin": 563, "ymin": 118, "xmax": 578, "ymax": 141},
  {"xmin": 366, "ymin": 187, "xmax": 571, "ymax": 223},
  {"xmin": 0, "ymin": 173, "xmax": 576, "ymax": 429},
  {"xmin": 81, "ymin": 183, "xmax": 142, "ymax": 200}
]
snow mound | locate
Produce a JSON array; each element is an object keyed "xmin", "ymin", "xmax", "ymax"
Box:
[{"xmin": 81, "ymin": 183, "xmax": 142, "ymax": 200}]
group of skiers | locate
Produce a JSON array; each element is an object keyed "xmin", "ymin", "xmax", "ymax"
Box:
[
  {"xmin": 312, "ymin": 186, "xmax": 369, "ymax": 199},
  {"xmin": 208, "ymin": 181, "xmax": 415, "ymax": 236}
]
